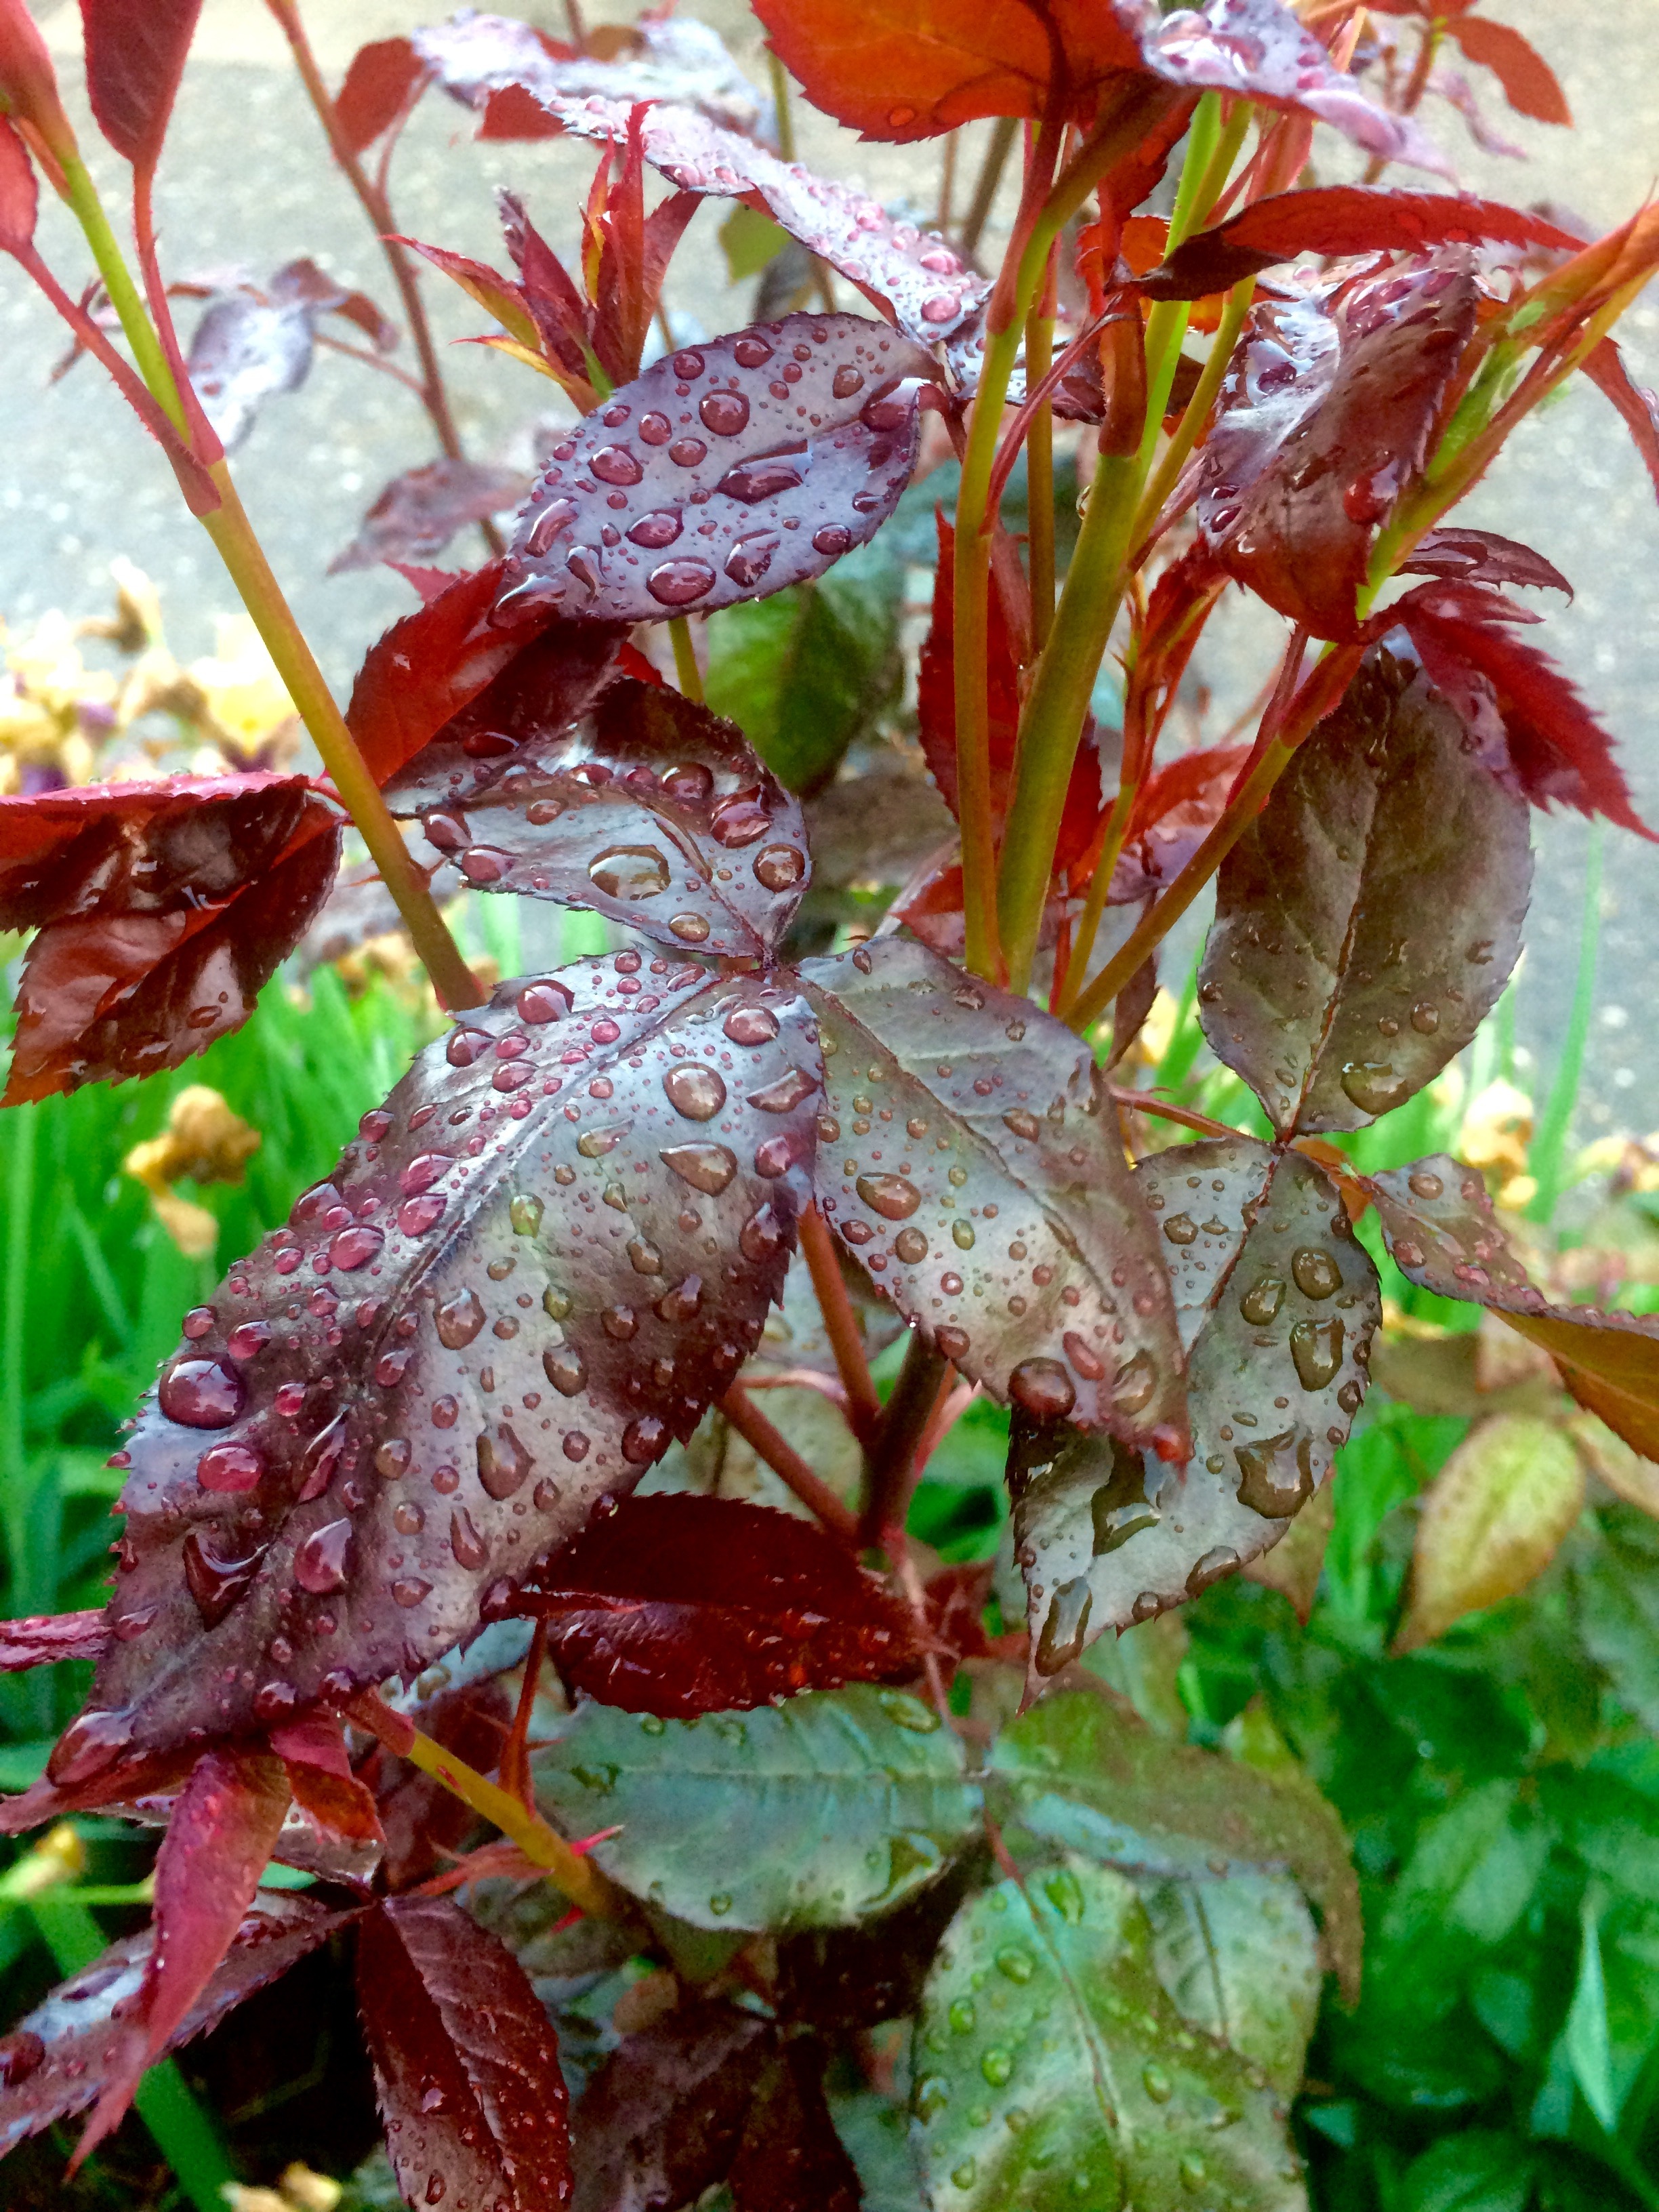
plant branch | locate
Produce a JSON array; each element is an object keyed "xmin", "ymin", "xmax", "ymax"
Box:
[
  {"xmin": 1108, "ymin": 1085, "xmax": 1242, "ymax": 1141},
  {"xmin": 960, "ymin": 116, "xmax": 1019, "ymax": 262},
  {"xmin": 798, "ymin": 1204, "xmax": 882, "ymax": 1439},
  {"xmin": 668, "ymin": 615, "xmax": 704, "ymax": 701},
  {"xmin": 860, "ymin": 1332, "xmax": 951, "ymax": 1547},
  {"xmin": 1024, "ymin": 258, "xmax": 1057, "ymax": 649},
  {"xmin": 1131, "ymin": 276, "xmax": 1254, "ymax": 550},
  {"xmin": 718, "ymin": 1384, "xmax": 861, "ymax": 1541}
]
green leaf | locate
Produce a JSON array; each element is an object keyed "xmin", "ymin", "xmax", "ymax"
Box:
[
  {"xmin": 1574, "ymin": 1508, "xmax": 1659, "ymax": 1732},
  {"xmin": 533, "ymin": 1685, "xmax": 980, "ymax": 1933},
  {"xmin": 1379, "ymin": 1780, "xmax": 1553, "ymax": 1953},
  {"xmin": 912, "ymin": 1856, "xmax": 1307, "ymax": 2212},
  {"xmin": 1399, "ymin": 2130, "xmax": 1536, "ymax": 2212},
  {"xmin": 986, "ymin": 1689, "xmax": 1361, "ymax": 2003},
  {"xmin": 719, "ymin": 201, "xmax": 790, "ymax": 282},
  {"xmin": 1562, "ymin": 1893, "xmax": 1617, "ymax": 2130},
  {"xmin": 1138, "ymin": 1872, "xmax": 1322, "ymax": 2097},
  {"xmin": 703, "ymin": 541, "xmax": 904, "ymax": 795}
]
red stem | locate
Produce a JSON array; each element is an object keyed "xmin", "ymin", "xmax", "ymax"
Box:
[
  {"xmin": 718, "ymin": 1385, "xmax": 860, "ymax": 1542},
  {"xmin": 798, "ymin": 1206, "xmax": 882, "ymax": 1441}
]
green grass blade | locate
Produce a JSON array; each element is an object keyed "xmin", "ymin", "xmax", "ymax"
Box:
[{"xmin": 1527, "ymin": 827, "xmax": 1601, "ymax": 1223}]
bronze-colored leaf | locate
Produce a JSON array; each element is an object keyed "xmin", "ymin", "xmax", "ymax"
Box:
[
  {"xmin": 1199, "ymin": 649, "xmax": 1531, "ymax": 1134},
  {"xmin": 1008, "ymin": 1138, "xmax": 1378, "ymax": 1675},
  {"xmin": 795, "ymin": 935, "xmax": 1187, "ymax": 1452}
]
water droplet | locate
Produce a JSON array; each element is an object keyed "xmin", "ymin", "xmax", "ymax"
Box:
[
  {"xmin": 1010, "ymin": 1359, "xmax": 1076, "ymax": 1422},
  {"xmin": 1408, "ymin": 1168, "xmax": 1444, "ymax": 1200},
  {"xmin": 435, "ymin": 1290, "xmax": 486, "ymax": 1348},
  {"xmin": 1186, "ymin": 1544, "xmax": 1242, "ymax": 1596},
  {"xmin": 399, "ymin": 1195, "xmax": 445, "ymax": 1236},
  {"xmin": 949, "ymin": 1997, "xmax": 977, "ymax": 2034},
  {"xmin": 1113, "ymin": 1351, "xmax": 1158, "ymax": 1415},
  {"xmin": 601, "ymin": 1304, "xmax": 638, "ymax": 1340},
  {"xmin": 659, "ymin": 1140, "xmax": 737, "ymax": 1195},
  {"xmin": 980, "ymin": 2047, "xmax": 1015, "ymax": 2088},
  {"xmin": 812, "ymin": 523, "xmax": 853, "ymax": 558},
  {"xmin": 949, "ymin": 1221, "xmax": 975, "ymax": 1252},
  {"xmin": 1163, "ymin": 1213, "xmax": 1198, "ymax": 1246},
  {"xmin": 295, "ymin": 1518, "xmax": 353, "ymax": 1594},
  {"xmin": 183, "ymin": 1529, "xmax": 266, "ymax": 1626},
  {"xmin": 832, "ymin": 364, "xmax": 865, "ymax": 399},
  {"xmin": 741, "ymin": 1204, "xmax": 786, "ymax": 1261},
  {"xmin": 622, "ymin": 1415, "xmax": 668, "ymax": 1465},
  {"xmin": 1002, "ymin": 1108, "xmax": 1041, "ymax": 1142},
  {"xmin": 894, "ymin": 1226, "xmax": 928, "ymax": 1263},
  {"xmin": 1240, "ymin": 1273, "xmax": 1285, "ymax": 1325},
  {"xmin": 159, "ymin": 1359, "xmax": 244, "ymax": 1429},
  {"xmin": 647, "ymin": 558, "xmax": 716, "ymax": 606},
  {"xmin": 1291, "ymin": 1247, "xmax": 1340, "ymax": 1300},
  {"xmin": 734, "ymin": 335, "xmax": 773, "ymax": 368},
  {"xmin": 626, "ymin": 509, "xmax": 686, "ymax": 555},
  {"xmin": 915, "ymin": 2073, "xmax": 949, "ymax": 2123},
  {"xmin": 1340, "ymin": 1060, "xmax": 1410, "ymax": 1114},
  {"xmin": 591, "ymin": 443, "xmax": 642, "ymax": 485},
  {"xmin": 1290, "ymin": 1316, "xmax": 1345, "ymax": 1390},
  {"xmin": 589, "ymin": 844, "xmax": 672, "ymax": 901},
  {"xmin": 716, "ymin": 453, "xmax": 802, "ymax": 503},
  {"xmin": 226, "ymin": 1319, "xmax": 272, "ymax": 1361},
  {"xmin": 1235, "ymin": 1429, "xmax": 1315, "ymax": 1515},
  {"xmin": 47, "ymin": 1706, "xmax": 136, "ymax": 1788},
  {"xmin": 672, "ymin": 350, "xmax": 705, "ymax": 380},
  {"xmin": 543, "ymin": 1346, "xmax": 586, "ymax": 1397},
  {"xmin": 377, "ymin": 1437, "xmax": 411, "ymax": 1478},
  {"xmin": 1038, "ymin": 1574, "xmax": 1092, "ymax": 1673},
  {"xmin": 855, "ymin": 1172, "xmax": 920, "ymax": 1220},
  {"xmin": 995, "ymin": 1944, "xmax": 1033, "ymax": 1984},
  {"xmin": 577, "ymin": 1122, "xmax": 629, "ymax": 1158},
  {"xmin": 951, "ymin": 2158, "xmax": 978, "ymax": 2189},
  {"xmin": 937, "ymin": 1325, "xmax": 970, "ymax": 1361},
  {"xmin": 517, "ymin": 981, "xmax": 572, "ymax": 1025},
  {"xmin": 1143, "ymin": 2060, "xmax": 1173, "ymax": 2103},
  {"xmin": 752, "ymin": 844, "xmax": 806, "ymax": 893},
  {"xmin": 1063, "ymin": 1332, "xmax": 1106, "ymax": 1382},
  {"xmin": 628, "ymin": 1237, "xmax": 664, "ymax": 1275},
  {"xmin": 1179, "ymin": 2152, "xmax": 1207, "ymax": 2189},
  {"xmin": 477, "ymin": 1424, "xmax": 533, "ymax": 1500},
  {"xmin": 197, "ymin": 1441, "xmax": 262, "ymax": 1493},
  {"xmin": 1410, "ymin": 1000, "xmax": 1441, "ymax": 1034},
  {"xmin": 663, "ymin": 1064, "xmax": 727, "ymax": 1120},
  {"xmin": 329, "ymin": 1226, "xmax": 383, "ymax": 1272},
  {"xmin": 699, "ymin": 390, "xmax": 750, "ymax": 436},
  {"xmin": 0, "ymin": 2030, "xmax": 45, "ymax": 2087}
]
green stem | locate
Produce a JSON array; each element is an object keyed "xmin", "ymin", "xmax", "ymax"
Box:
[
  {"xmin": 668, "ymin": 615, "xmax": 705, "ymax": 703},
  {"xmin": 2, "ymin": 1103, "xmax": 33, "ymax": 1490},
  {"xmin": 1025, "ymin": 285, "xmax": 1056, "ymax": 650},
  {"xmin": 768, "ymin": 50, "xmax": 796, "ymax": 162},
  {"xmin": 56, "ymin": 157, "xmax": 188, "ymax": 436},
  {"xmin": 960, "ymin": 117, "xmax": 1019, "ymax": 261},
  {"xmin": 1527, "ymin": 827, "xmax": 1601, "ymax": 1223},
  {"xmin": 1131, "ymin": 277, "xmax": 1254, "ymax": 545}
]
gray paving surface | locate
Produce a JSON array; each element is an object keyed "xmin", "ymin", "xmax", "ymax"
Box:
[{"xmin": 3, "ymin": 0, "xmax": 1656, "ymax": 1134}]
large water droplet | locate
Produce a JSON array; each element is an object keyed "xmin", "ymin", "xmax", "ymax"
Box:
[
  {"xmin": 1235, "ymin": 1429, "xmax": 1315, "ymax": 1516},
  {"xmin": 724, "ymin": 1004, "xmax": 778, "ymax": 1047},
  {"xmin": 478, "ymin": 1424, "xmax": 533, "ymax": 1500},
  {"xmin": 435, "ymin": 1290, "xmax": 486, "ymax": 1349},
  {"xmin": 196, "ymin": 1441, "xmax": 263, "ymax": 1493},
  {"xmin": 589, "ymin": 845, "xmax": 671, "ymax": 900},
  {"xmin": 647, "ymin": 558, "xmax": 716, "ymax": 606},
  {"xmin": 510, "ymin": 1194, "xmax": 544, "ymax": 1237},
  {"xmin": 855, "ymin": 1172, "xmax": 920, "ymax": 1221},
  {"xmin": 1291, "ymin": 1247, "xmax": 1341, "ymax": 1300},
  {"xmin": 591, "ymin": 444, "xmax": 642, "ymax": 486},
  {"xmin": 1037, "ymin": 1574, "xmax": 1092, "ymax": 1673},
  {"xmin": 1290, "ymin": 1315, "xmax": 1345, "ymax": 1390},
  {"xmin": 1091, "ymin": 1446, "xmax": 1158, "ymax": 1555},
  {"xmin": 1408, "ymin": 1168, "xmax": 1444, "ymax": 1200},
  {"xmin": 699, "ymin": 389, "xmax": 750, "ymax": 436},
  {"xmin": 1340, "ymin": 1060, "xmax": 1410, "ymax": 1114},
  {"xmin": 295, "ymin": 1517, "xmax": 353, "ymax": 1594},
  {"xmin": 660, "ymin": 1140, "xmax": 737, "ymax": 1193},
  {"xmin": 710, "ymin": 799, "xmax": 770, "ymax": 847},
  {"xmin": 740, "ymin": 1204, "xmax": 785, "ymax": 1261},
  {"xmin": 159, "ymin": 1359, "xmax": 244, "ymax": 1429},
  {"xmin": 543, "ymin": 1346, "xmax": 586, "ymax": 1396},
  {"xmin": 747, "ymin": 1066, "xmax": 818, "ymax": 1113},
  {"xmin": 329, "ymin": 1226, "xmax": 384, "ymax": 1272},
  {"xmin": 753, "ymin": 844, "xmax": 805, "ymax": 891},
  {"xmin": 1010, "ymin": 1358, "xmax": 1076, "ymax": 1422},
  {"xmin": 1163, "ymin": 1213, "xmax": 1199, "ymax": 1246},
  {"xmin": 622, "ymin": 1415, "xmax": 668, "ymax": 1465},
  {"xmin": 980, "ymin": 2047, "xmax": 1015, "ymax": 2089},
  {"xmin": 1240, "ymin": 1273, "xmax": 1285, "ymax": 1325},
  {"xmin": 627, "ymin": 508, "xmax": 683, "ymax": 549},
  {"xmin": 663, "ymin": 1065, "xmax": 727, "ymax": 1120},
  {"xmin": 716, "ymin": 451, "xmax": 802, "ymax": 502},
  {"xmin": 1112, "ymin": 1351, "xmax": 1158, "ymax": 1416},
  {"xmin": 182, "ymin": 1528, "xmax": 266, "ymax": 1626},
  {"xmin": 1186, "ymin": 1544, "xmax": 1242, "ymax": 1596},
  {"xmin": 47, "ymin": 1706, "xmax": 136, "ymax": 1788},
  {"xmin": 1410, "ymin": 1000, "xmax": 1441, "ymax": 1035}
]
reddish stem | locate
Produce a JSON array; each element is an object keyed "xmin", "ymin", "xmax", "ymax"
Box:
[
  {"xmin": 718, "ymin": 1385, "xmax": 860, "ymax": 1542},
  {"xmin": 798, "ymin": 1206, "xmax": 881, "ymax": 1441}
]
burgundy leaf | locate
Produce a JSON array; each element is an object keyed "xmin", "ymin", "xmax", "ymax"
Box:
[
  {"xmin": 329, "ymin": 459, "xmax": 531, "ymax": 575},
  {"xmin": 1443, "ymin": 15, "xmax": 1570, "ymax": 125},
  {"xmin": 1397, "ymin": 592, "xmax": 1657, "ymax": 840},
  {"xmin": 272, "ymin": 1712, "xmax": 384, "ymax": 1849},
  {"xmin": 1011, "ymin": 1139, "xmax": 1378, "ymax": 1677},
  {"xmin": 0, "ymin": 777, "xmax": 342, "ymax": 1104},
  {"xmin": 1397, "ymin": 527, "xmax": 1570, "ymax": 594},
  {"xmin": 395, "ymin": 232, "xmax": 542, "ymax": 352},
  {"xmin": 571, "ymin": 2003, "xmax": 771, "ymax": 2212},
  {"xmin": 500, "ymin": 311, "xmax": 933, "ymax": 627},
  {"xmin": 46, "ymin": 955, "xmax": 821, "ymax": 1772},
  {"xmin": 727, "ymin": 2036, "xmax": 861, "ymax": 2212},
  {"xmin": 0, "ymin": 1893, "xmax": 359, "ymax": 2159},
  {"xmin": 344, "ymin": 560, "xmax": 620, "ymax": 790},
  {"xmin": 1582, "ymin": 336, "xmax": 1659, "ymax": 504},
  {"xmin": 186, "ymin": 259, "xmax": 394, "ymax": 452},
  {"xmin": 1365, "ymin": 1155, "xmax": 1659, "ymax": 1460},
  {"xmin": 796, "ymin": 935, "xmax": 1187, "ymax": 1452},
  {"xmin": 415, "ymin": 22, "xmax": 988, "ymax": 348},
  {"xmin": 76, "ymin": 1744, "xmax": 291, "ymax": 2157},
  {"xmin": 775, "ymin": 1862, "xmax": 974, "ymax": 2030},
  {"xmin": 79, "ymin": 0, "xmax": 201, "ymax": 172},
  {"xmin": 0, "ymin": 116, "xmax": 38, "ymax": 254},
  {"xmin": 357, "ymin": 1893, "xmax": 571, "ymax": 2212},
  {"xmin": 1141, "ymin": 185, "xmax": 1583, "ymax": 300},
  {"xmin": 1106, "ymin": 743, "xmax": 1252, "ymax": 904},
  {"xmin": 388, "ymin": 674, "xmax": 811, "ymax": 960},
  {"xmin": 0, "ymin": 1610, "xmax": 110, "ymax": 1670},
  {"xmin": 1200, "ymin": 256, "xmax": 1479, "ymax": 638},
  {"xmin": 515, "ymin": 1493, "xmax": 917, "ymax": 1716},
  {"xmin": 1197, "ymin": 647, "xmax": 1532, "ymax": 1133},
  {"xmin": 335, "ymin": 36, "xmax": 426, "ymax": 153}
]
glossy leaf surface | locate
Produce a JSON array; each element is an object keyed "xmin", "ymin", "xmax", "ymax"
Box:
[
  {"xmin": 515, "ymin": 1493, "xmax": 917, "ymax": 1716},
  {"xmin": 335, "ymin": 36, "xmax": 426, "ymax": 152},
  {"xmin": 1366, "ymin": 1155, "xmax": 1659, "ymax": 1458},
  {"xmin": 571, "ymin": 2003, "xmax": 771, "ymax": 2212},
  {"xmin": 1140, "ymin": 1870, "xmax": 1322, "ymax": 2097},
  {"xmin": 186, "ymin": 260, "xmax": 395, "ymax": 452},
  {"xmin": 796, "ymin": 935, "xmax": 1186, "ymax": 1450},
  {"xmin": 0, "ymin": 775, "xmax": 341, "ymax": 1105},
  {"xmin": 986, "ymin": 1689, "xmax": 1361, "ymax": 2001},
  {"xmin": 501, "ymin": 312, "xmax": 931, "ymax": 627},
  {"xmin": 1198, "ymin": 649, "xmax": 1532, "ymax": 1134},
  {"xmin": 1396, "ymin": 1413, "xmax": 1584, "ymax": 1652},
  {"xmin": 1199, "ymin": 259, "xmax": 1478, "ymax": 638},
  {"xmin": 56, "ymin": 956, "xmax": 819, "ymax": 1769},
  {"xmin": 535, "ymin": 1683, "xmax": 979, "ymax": 1932},
  {"xmin": 356, "ymin": 1893, "xmax": 571, "ymax": 2212},
  {"xmin": 0, "ymin": 1893, "xmax": 357, "ymax": 2158},
  {"xmin": 388, "ymin": 674, "xmax": 811, "ymax": 959},
  {"xmin": 329, "ymin": 459, "xmax": 530, "ymax": 573},
  {"xmin": 912, "ymin": 1855, "xmax": 1305, "ymax": 2212},
  {"xmin": 81, "ymin": 0, "xmax": 201, "ymax": 170},
  {"xmin": 1010, "ymin": 1139, "xmax": 1378, "ymax": 1670}
]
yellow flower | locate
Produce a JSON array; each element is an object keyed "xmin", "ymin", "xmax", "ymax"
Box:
[
  {"xmin": 124, "ymin": 1086, "xmax": 262, "ymax": 1260},
  {"xmin": 186, "ymin": 614, "xmax": 301, "ymax": 765}
]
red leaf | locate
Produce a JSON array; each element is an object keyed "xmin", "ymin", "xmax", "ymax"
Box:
[
  {"xmin": 0, "ymin": 1893, "xmax": 359, "ymax": 2161},
  {"xmin": 329, "ymin": 459, "xmax": 531, "ymax": 575},
  {"xmin": 0, "ymin": 1610, "xmax": 108, "ymax": 1670},
  {"xmin": 0, "ymin": 116, "xmax": 38, "ymax": 253},
  {"xmin": 515, "ymin": 1494, "xmax": 918, "ymax": 1717},
  {"xmin": 1444, "ymin": 15, "xmax": 1570, "ymax": 125},
  {"xmin": 79, "ymin": 0, "xmax": 201, "ymax": 172},
  {"xmin": 1143, "ymin": 184, "xmax": 1584, "ymax": 300},
  {"xmin": 1398, "ymin": 595, "xmax": 1656, "ymax": 842},
  {"xmin": 272, "ymin": 1712, "xmax": 385, "ymax": 1849},
  {"xmin": 0, "ymin": 777, "xmax": 342, "ymax": 1104},
  {"xmin": 415, "ymin": 12, "xmax": 771, "ymax": 138},
  {"xmin": 1582, "ymin": 335, "xmax": 1659, "ymax": 505},
  {"xmin": 571, "ymin": 2005, "xmax": 771, "ymax": 2212},
  {"xmin": 727, "ymin": 2037, "xmax": 861, "ymax": 2212},
  {"xmin": 479, "ymin": 79, "xmax": 563, "ymax": 138},
  {"xmin": 1397, "ymin": 527, "xmax": 1570, "ymax": 595},
  {"xmin": 1109, "ymin": 743, "xmax": 1253, "ymax": 903},
  {"xmin": 75, "ymin": 1744, "xmax": 290, "ymax": 2158},
  {"xmin": 356, "ymin": 1894, "xmax": 571, "ymax": 2212},
  {"xmin": 335, "ymin": 35, "xmax": 426, "ymax": 153},
  {"xmin": 396, "ymin": 233, "xmax": 541, "ymax": 352}
]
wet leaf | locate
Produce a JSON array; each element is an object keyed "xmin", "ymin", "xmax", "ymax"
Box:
[
  {"xmin": 987, "ymin": 1688, "xmax": 1360, "ymax": 2001},
  {"xmin": 499, "ymin": 312, "xmax": 933, "ymax": 628},
  {"xmin": 1444, "ymin": 15, "xmax": 1570, "ymax": 125},
  {"xmin": 1397, "ymin": 588, "xmax": 1657, "ymax": 840},
  {"xmin": 186, "ymin": 258, "xmax": 396, "ymax": 452},
  {"xmin": 1395, "ymin": 1413, "xmax": 1584, "ymax": 1652},
  {"xmin": 796, "ymin": 934, "xmax": 1186, "ymax": 1451},
  {"xmin": 50, "ymin": 956, "xmax": 820, "ymax": 1771},
  {"xmin": 1140, "ymin": 1871, "xmax": 1322, "ymax": 2096},
  {"xmin": 329, "ymin": 459, "xmax": 531, "ymax": 574},
  {"xmin": 1197, "ymin": 647, "xmax": 1532, "ymax": 1134},
  {"xmin": 1199, "ymin": 258, "xmax": 1478, "ymax": 638},
  {"xmin": 571, "ymin": 2002, "xmax": 772, "ymax": 2212},
  {"xmin": 0, "ymin": 117, "xmax": 37, "ymax": 254},
  {"xmin": 0, "ymin": 1610, "xmax": 109, "ymax": 1669},
  {"xmin": 1242, "ymin": 1472, "xmax": 1335, "ymax": 1622},
  {"xmin": 1395, "ymin": 527, "xmax": 1571, "ymax": 594},
  {"xmin": 1106, "ymin": 741, "xmax": 1251, "ymax": 904},
  {"xmin": 728, "ymin": 2035, "xmax": 862, "ymax": 2212},
  {"xmin": 514, "ymin": 1493, "xmax": 916, "ymax": 1716},
  {"xmin": 388, "ymin": 674, "xmax": 811, "ymax": 959},
  {"xmin": 1143, "ymin": 185, "xmax": 1583, "ymax": 300},
  {"xmin": 775, "ymin": 1860, "xmax": 979, "ymax": 2032},
  {"xmin": 1582, "ymin": 337, "xmax": 1659, "ymax": 504},
  {"xmin": 81, "ymin": 0, "xmax": 200, "ymax": 172},
  {"xmin": 534, "ymin": 1682, "xmax": 979, "ymax": 1932},
  {"xmin": 0, "ymin": 1892, "xmax": 359, "ymax": 2158},
  {"xmin": 356, "ymin": 1893, "xmax": 570, "ymax": 2212},
  {"xmin": 912, "ymin": 1854, "xmax": 1305, "ymax": 2212},
  {"xmin": 0, "ymin": 775, "xmax": 342, "ymax": 1105},
  {"xmin": 1365, "ymin": 1155, "xmax": 1659, "ymax": 1459},
  {"xmin": 1010, "ymin": 1139, "xmax": 1378, "ymax": 1671},
  {"xmin": 335, "ymin": 36, "xmax": 426, "ymax": 153},
  {"xmin": 76, "ymin": 1744, "xmax": 292, "ymax": 2155}
]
